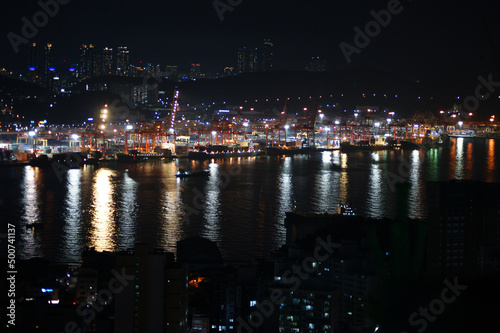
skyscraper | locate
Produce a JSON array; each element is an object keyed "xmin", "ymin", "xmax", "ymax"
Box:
[
  {"xmin": 262, "ymin": 39, "xmax": 274, "ymax": 71},
  {"xmin": 44, "ymin": 43, "xmax": 54, "ymax": 88},
  {"xmin": 102, "ymin": 47, "xmax": 114, "ymax": 75},
  {"xmin": 305, "ymin": 56, "xmax": 326, "ymax": 72},
  {"xmin": 28, "ymin": 43, "xmax": 38, "ymax": 71},
  {"xmin": 237, "ymin": 47, "xmax": 246, "ymax": 74},
  {"xmin": 80, "ymin": 44, "xmax": 96, "ymax": 79},
  {"xmin": 116, "ymin": 46, "xmax": 130, "ymax": 76},
  {"xmin": 190, "ymin": 63, "xmax": 201, "ymax": 79},
  {"xmin": 248, "ymin": 48, "xmax": 258, "ymax": 72},
  {"xmin": 27, "ymin": 43, "xmax": 39, "ymax": 84}
]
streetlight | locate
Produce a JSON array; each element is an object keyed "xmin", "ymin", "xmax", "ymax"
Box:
[
  {"xmin": 100, "ymin": 106, "xmax": 108, "ymax": 157},
  {"xmin": 211, "ymin": 130, "xmax": 217, "ymax": 145},
  {"xmin": 125, "ymin": 125, "xmax": 133, "ymax": 153},
  {"xmin": 28, "ymin": 130, "xmax": 36, "ymax": 153},
  {"xmin": 458, "ymin": 121, "xmax": 463, "ymax": 132},
  {"xmin": 71, "ymin": 134, "xmax": 79, "ymax": 149},
  {"xmin": 284, "ymin": 125, "xmax": 289, "ymax": 146}
]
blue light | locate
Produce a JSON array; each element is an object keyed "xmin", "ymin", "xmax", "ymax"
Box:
[
  {"xmin": 49, "ymin": 67, "xmax": 55, "ymax": 71},
  {"xmin": 41, "ymin": 288, "xmax": 53, "ymax": 293},
  {"xmin": 69, "ymin": 67, "xmax": 75, "ymax": 72},
  {"xmin": 29, "ymin": 66, "xmax": 36, "ymax": 71}
]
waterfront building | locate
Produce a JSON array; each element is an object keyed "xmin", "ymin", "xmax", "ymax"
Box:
[{"xmin": 426, "ymin": 180, "xmax": 500, "ymax": 281}]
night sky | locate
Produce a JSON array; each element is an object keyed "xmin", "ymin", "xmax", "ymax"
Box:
[{"xmin": 1, "ymin": 0, "xmax": 500, "ymax": 78}]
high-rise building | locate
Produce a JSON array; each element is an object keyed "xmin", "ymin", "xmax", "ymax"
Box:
[
  {"xmin": 116, "ymin": 46, "xmax": 130, "ymax": 76},
  {"xmin": 102, "ymin": 47, "xmax": 114, "ymax": 75},
  {"xmin": 248, "ymin": 48, "xmax": 259, "ymax": 72},
  {"xmin": 80, "ymin": 44, "xmax": 96, "ymax": 79},
  {"xmin": 28, "ymin": 43, "xmax": 38, "ymax": 71},
  {"xmin": 114, "ymin": 243, "xmax": 188, "ymax": 333},
  {"xmin": 165, "ymin": 65, "xmax": 178, "ymax": 78},
  {"xmin": 306, "ymin": 56, "xmax": 326, "ymax": 72},
  {"xmin": 190, "ymin": 63, "xmax": 201, "ymax": 79},
  {"xmin": 426, "ymin": 180, "xmax": 500, "ymax": 281},
  {"xmin": 237, "ymin": 48, "xmax": 247, "ymax": 74},
  {"xmin": 92, "ymin": 50, "xmax": 102, "ymax": 77},
  {"xmin": 27, "ymin": 43, "xmax": 39, "ymax": 84},
  {"xmin": 262, "ymin": 39, "xmax": 273, "ymax": 71},
  {"xmin": 43, "ymin": 43, "xmax": 54, "ymax": 87}
]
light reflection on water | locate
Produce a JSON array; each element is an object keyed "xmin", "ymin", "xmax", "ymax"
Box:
[
  {"xmin": 20, "ymin": 167, "xmax": 41, "ymax": 259},
  {"xmin": 202, "ymin": 163, "xmax": 222, "ymax": 243},
  {"xmin": 89, "ymin": 168, "xmax": 117, "ymax": 252},
  {"xmin": 62, "ymin": 169, "xmax": 82, "ymax": 262},
  {"xmin": 7, "ymin": 138, "xmax": 500, "ymax": 264}
]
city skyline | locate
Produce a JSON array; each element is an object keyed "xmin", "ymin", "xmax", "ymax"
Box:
[{"xmin": 1, "ymin": 0, "xmax": 500, "ymax": 79}]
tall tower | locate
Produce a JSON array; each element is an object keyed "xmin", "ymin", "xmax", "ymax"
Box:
[
  {"xmin": 116, "ymin": 46, "xmax": 130, "ymax": 76},
  {"xmin": 305, "ymin": 56, "xmax": 326, "ymax": 72},
  {"xmin": 102, "ymin": 47, "xmax": 114, "ymax": 75},
  {"xmin": 262, "ymin": 39, "xmax": 273, "ymax": 72},
  {"xmin": 190, "ymin": 63, "xmax": 201, "ymax": 79},
  {"xmin": 248, "ymin": 48, "xmax": 259, "ymax": 72},
  {"xmin": 27, "ymin": 43, "xmax": 39, "ymax": 84},
  {"xmin": 44, "ymin": 43, "xmax": 54, "ymax": 88},
  {"xmin": 80, "ymin": 44, "xmax": 96, "ymax": 79},
  {"xmin": 237, "ymin": 47, "xmax": 247, "ymax": 74}
]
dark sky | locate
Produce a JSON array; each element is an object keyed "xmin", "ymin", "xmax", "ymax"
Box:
[{"xmin": 1, "ymin": 0, "xmax": 500, "ymax": 78}]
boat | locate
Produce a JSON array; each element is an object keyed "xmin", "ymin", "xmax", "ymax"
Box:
[
  {"xmin": 176, "ymin": 169, "xmax": 210, "ymax": 178},
  {"xmin": 29, "ymin": 154, "xmax": 52, "ymax": 167},
  {"xmin": 188, "ymin": 146, "xmax": 264, "ymax": 160},
  {"xmin": 400, "ymin": 134, "xmax": 450, "ymax": 150},
  {"xmin": 25, "ymin": 220, "xmax": 43, "ymax": 228},
  {"xmin": 339, "ymin": 141, "xmax": 390, "ymax": 153},
  {"xmin": 116, "ymin": 149, "xmax": 172, "ymax": 163}
]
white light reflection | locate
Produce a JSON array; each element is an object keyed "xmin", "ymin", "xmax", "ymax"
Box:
[
  {"xmin": 159, "ymin": 164, "xmax": 183, "ymax": 253},
  {"xmin": 202, "ymin": 163, "xmax": 221, "ymax": 243},
  {"xmin": 62, "ymin": 169, "xmax": 82, "ymax": 261},
  {"xmin": 89, "ymin": 169, "xmax": 117, "ymax": 252},
  {"xmin": 276, "ymin": 157, "xmax": 293, "ymax": 240},
  {"xmin": 366, "ymin": 163, "xmax": 383, "ymax": 218},
  {"xmin": 314, "ymin": 152, "xmax": 338, "ymax": 212},
  {"xmin": 455, "ymin": 138, "xmax": 464, "ymax": 179},
  {"xmin": 118, "ymin": 170, "xmax": 138, "ymax": 250},
  {"xmin": 408, "ymin": 150, "xmax": 424, "ymax": 219},
  {"xmin": 20, "ymin": 166, "xmax": 41, "ymax": 258}
]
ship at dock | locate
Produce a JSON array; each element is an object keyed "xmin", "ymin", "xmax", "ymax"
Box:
[{"xmin": 187, "ymin": 145, "xmax": 264, "ymax": 160}]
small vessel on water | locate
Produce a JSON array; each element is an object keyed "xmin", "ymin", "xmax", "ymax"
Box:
[
  {"xmin": 339, "ymin": 140, "xmax": 390, "ymax": 153},
  {"xmin": 116, "ymin": 149, "xmax": 172, "ymax": 163},
  {"xmin": 176, "ymin": 169, "xmax": 210, "ymax": 178},
  {"xmin": 188, "ymin": 145, "xmax": 264, "ymax": 160},
  {"xmin": 25, "ymin": 220, "xmax": 43, "ymax": 228}
]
